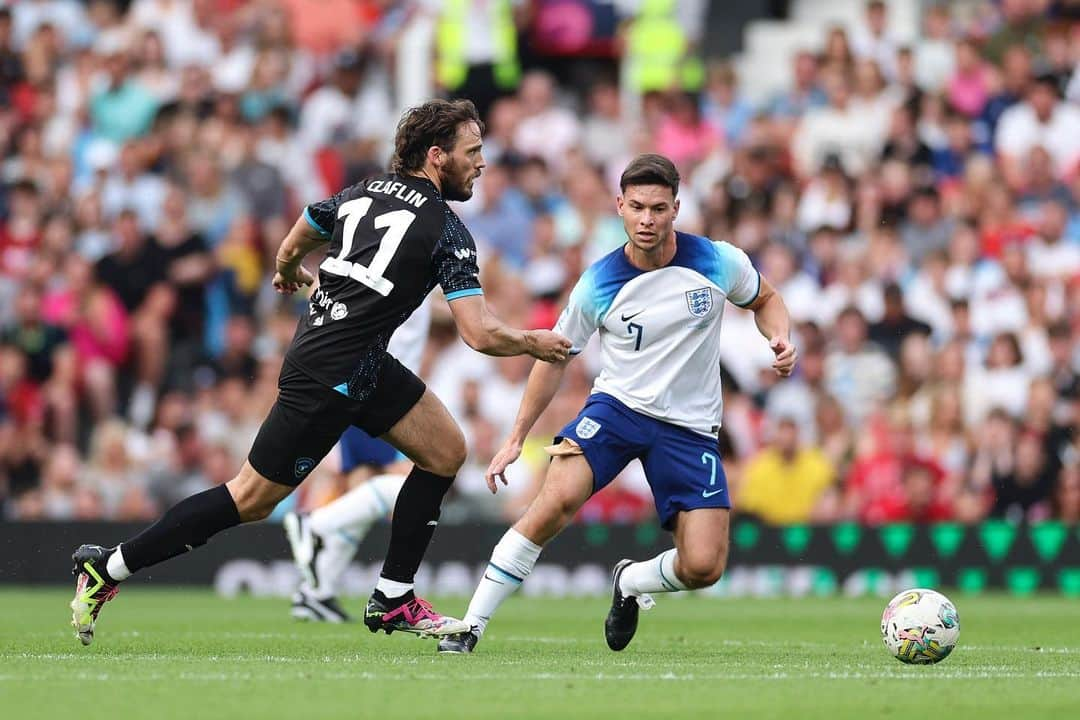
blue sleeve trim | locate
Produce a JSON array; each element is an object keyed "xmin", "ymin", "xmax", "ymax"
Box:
[
  {"xmin": 445, "ymin": 288, "xmax": 484, "ymax": 301},
  {"xmin": 732, "ymin": 272, "xmax": 762, "ymax": 308},
  {"xmin": 303, "ymin": 207, "xmax": 330, "ymax": 236}
]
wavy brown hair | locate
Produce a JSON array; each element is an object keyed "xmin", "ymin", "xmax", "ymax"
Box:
[{"xmin": 391, "ymin": 99, "xmax": 483, "ymax": 174}]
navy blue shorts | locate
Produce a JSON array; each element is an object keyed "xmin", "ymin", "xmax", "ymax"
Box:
[
  {"xmin": 556, "ymin": 393, "xmax": 730, "ymax": 530},
  {"xmin": 340, "ymin": 425, "xmax": 403, "ymax": 472}
]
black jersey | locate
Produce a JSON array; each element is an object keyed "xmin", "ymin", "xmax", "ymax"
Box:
[{"xmin": 285, "ymin": 173, "xmax": 482, "ymax": 399}]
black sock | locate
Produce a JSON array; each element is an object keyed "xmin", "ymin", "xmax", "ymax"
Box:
[
  {"xmin": 373, "ymin": 588, "xmax": 415, "ymax": 607},
  {"xmin": 122, "ymin": 485, "xmax": 242, "ymax": 573},
  {"xmin": 379, "ymin": 467, "xmax": 454, "ymax": 584}
]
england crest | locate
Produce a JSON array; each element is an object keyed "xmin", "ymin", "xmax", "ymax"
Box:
[
  {"xmin": 575, "ymin": 417, "xmax": 601, "ymax": 439},
  {"xmin": 685, "ymin": 287, "xmax": 713, "ymax": 317}
]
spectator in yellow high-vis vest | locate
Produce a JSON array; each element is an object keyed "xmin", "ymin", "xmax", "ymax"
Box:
[
  {"xmin": 434, "ymin": 0, "xmax": 524, "ymax": 121},
  {"xmin": 622, "ymin": 0, "xmax": 704, "ymax": 94}
]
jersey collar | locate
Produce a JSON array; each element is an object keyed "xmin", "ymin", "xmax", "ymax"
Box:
[
  {"xmin": 398, "ymin": 173, "xmax": 443, "ymax": 202},
  {"xmin": 619, "ymin": 231, "xmax": 689, "ymax": 273}
]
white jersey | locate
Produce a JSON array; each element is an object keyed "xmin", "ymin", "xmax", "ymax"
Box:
[
  {"xmin": 387, "ymin": 297, "xmax": 431, "ymax": 373},
  {"xmin": 554, "ymin": 232, "xmax": 760, "ymax": 436}
]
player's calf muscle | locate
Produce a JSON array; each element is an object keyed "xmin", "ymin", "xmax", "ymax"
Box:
[
  {"xmin": 226, "ymin": 464, "xmax": 293, "ymax": 522},
  {"xmin": 513, "ymin": 499, "xmax": 574, "ymax": 546},
  {"xmin": 514, "ymin": 456, "xmax": 592, "ymax": 545}
]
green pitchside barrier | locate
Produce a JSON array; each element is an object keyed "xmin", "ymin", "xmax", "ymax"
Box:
[{"xmin": 3, "ymin": 520, "xmax": 1079, "ymax": 597}]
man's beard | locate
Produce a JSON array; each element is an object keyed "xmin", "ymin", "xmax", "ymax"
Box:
[{"xmin": 439, "ymin": 160, "xmax": 474, "ymax": 202}]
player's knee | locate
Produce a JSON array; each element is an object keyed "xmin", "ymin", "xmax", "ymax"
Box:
[
  {"xmin": 552, "ymin": 491, "xmax": 582, "ymax": 524},
  {"xmin": 447, "ymin": 432, "xmax": 467, "ymax": 473},
  {"xmin": 237, "ymin": 500, "xmax": 275, "ymax": 523},
  {"xmin": 232, "ymin": 489, "xmax": 278, "ymax": 522},
  {"xmin": 677, "ymin": 556, "xmax": 725, "ymax": 589},
  {"xmin": 227, "ymin": 471, "xmax": 287, "ymax": 522},
  {"xmin": 423, "ymin": 427, "xmax": 467, "ymax": 476}
]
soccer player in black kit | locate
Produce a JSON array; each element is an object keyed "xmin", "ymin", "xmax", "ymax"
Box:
[{"xmin": 69, "ymin": 99, "xmax": 572, "ymax": 645}]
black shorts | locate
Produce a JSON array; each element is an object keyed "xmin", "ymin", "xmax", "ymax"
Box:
[{"xmin": 248, "ymin": 356, "xmax": 425, "ymax": 487}]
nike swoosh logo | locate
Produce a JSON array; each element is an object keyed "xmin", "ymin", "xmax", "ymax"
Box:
[
  {"xmin": 620, "ymin": 310, "xmax": 644, "ymax": 322},
  {"xmin": 702, "ymin": 489, "xmax": 725, "ymax": 499},
  {"xmin": 483, "ymin": 574, "xmax": 506, "ymax": 586}
]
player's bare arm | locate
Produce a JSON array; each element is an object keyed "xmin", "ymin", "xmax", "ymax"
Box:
[
  {"xmin": 486, "ymin": 357, "xmax": 571, "ymax": 492},
  {"xmin": 447, "ymin": 293, "xmax": 571, "ymax": 361},
  {"xmin": 746, "ymin": 274, "xmax": 797, "ymax": 377},
  {"xmin": 443, "ymin": 154, "xmax": 781, "ymax": 656},
  {"xmin": 69, "ymin": 100, "xmax": 502, "ymax": 647},
  {"xmin": 272, "ymin": 215, "xmax": 327, "ymax": 294}
]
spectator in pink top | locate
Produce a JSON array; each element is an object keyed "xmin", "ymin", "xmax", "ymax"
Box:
[
  {"xmin": 41, "ymin": 255, "xmax": 129, "ymax": 420},
  {"xmin": 655, "ymin": 92, "xmax": 721, "ymax": 174},
  {"xmin": 947, "ymin": 37, "xmax": 992, "ymax": 118}
]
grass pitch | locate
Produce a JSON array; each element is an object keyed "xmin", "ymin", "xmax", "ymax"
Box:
[{"xmin": 1, "ymin": 589, "xmax": 1078, "ymax": 719}]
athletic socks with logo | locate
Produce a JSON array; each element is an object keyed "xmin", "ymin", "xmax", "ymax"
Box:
[
  {"xmin": 463, "ymin": 528, "xmax": 542, "ymax": 637},
  {"xmin": 377, "ymin": 467, "xmax": 454, "ymax": 592},
  {"xmin": 117, "ymin": 485, "xmax": 242, "ymax": 576},
  {"xmin": 307, "ymin": 475, "xmax": 405, "ymax": 600},
  {"xmin": 618, "ymin": 549, "xmax": 689, "ymax": 596}
]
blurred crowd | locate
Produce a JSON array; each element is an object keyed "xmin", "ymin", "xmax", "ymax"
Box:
[{"xmin": 0, "ymin": 0, "xmax": 1077, "ymax": 528}]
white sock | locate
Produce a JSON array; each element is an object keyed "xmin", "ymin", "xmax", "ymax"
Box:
[
  {"xmin": 618, "ymin": 549, "xmax": 689, "ymax": 596},
  {"xmin": 309, "ymin": 474, "xmax": 404, "ymax": 536},
  {"xmin": 308, "ymin": 475, "xmax": 404, "ymax": 599},
  {"xmin": 106, "ymin": 545, "xmax": 131, "ymax": 582},
  {"xmin": 375, "ymin": 577, "xmax": 414, "ymax": 598},
  {"xmin": 463, "ymin": 528, "xmax": 542, "ymax": 636},
  {"xmin": 304, "ymin": 533, "xmax": 356, "ymax": 600}
]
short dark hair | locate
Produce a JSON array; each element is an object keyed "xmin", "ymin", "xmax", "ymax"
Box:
[
  {"xmin": 912, "ymin": 185, "xmax": 940, "ymax": 202},
  {"xmin": 1031, "ymin": 73, "xmax": 1061, "ymax": 98},
  {"xmin": 619, "ymin": 154, "xmax": 680, "ymax": 197},
  {"xmin": 1048, "ymin": 321, "xmax": 1071, "ymax": 340},
  {"xmin": 391, "ymin": 99, "xmax": 483, "ymax": 174},
  {"xmin": 837, "ymin": 305, "xmax": 865, "ymax": 323}
]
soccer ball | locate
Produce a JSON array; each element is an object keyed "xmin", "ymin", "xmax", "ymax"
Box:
[{"xmin": 880, "ymin": 588, "xmax": 960, "ymax": 664}]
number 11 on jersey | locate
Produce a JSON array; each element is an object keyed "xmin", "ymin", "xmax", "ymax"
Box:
[{"xmin": 320, "ymin": 197, "xmax": 416, "ymax": 297}]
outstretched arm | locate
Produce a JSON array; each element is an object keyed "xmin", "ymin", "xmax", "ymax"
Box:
[
  {"xmin": 272, "ymin": 214, "xmax": 328, "ymax": 294},
  {"xmin": 745, "ymin": 274, "xmax": 797, "ymax": 376},
  {"xmin": 448, "ymin": 294, "xmax": 571, "ymax": 361},
  {"xmin": 485, "ymin": 357, "xmax": 571, "ymax": 492}
]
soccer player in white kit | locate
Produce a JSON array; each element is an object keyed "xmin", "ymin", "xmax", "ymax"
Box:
[
  {"xmin": 284, "ymin": 300, "xmax": 431, "ymax": 623},
  {"xmin": 438, "ymin": 154, "xmax": 798, "ymax": 653}
]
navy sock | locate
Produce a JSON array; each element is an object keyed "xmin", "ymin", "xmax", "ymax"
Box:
[
  {"xmin": 379, "ymin": 467, "xmax": 454, "ymax": 584},
  {"xmin": 122, "ymin": 485, "xmax": 242, "ymax": 573}
]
